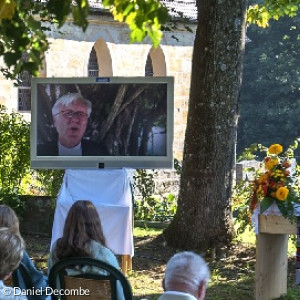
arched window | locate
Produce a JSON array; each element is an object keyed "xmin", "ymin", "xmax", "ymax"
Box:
[
  {"xmin": 89, "ymin": 39, "xmax": 113, "ymax": 76},
  {"xmin": 18, "ymin": 70, "xmax": 31, "ymax": 111},
  {"xmin": 88, "ymin": 47, "xmax": 99, "ymax": 77},
  {"xmin": 145, "ymin": 53, "xmax": 154, "ymax": 77},
  {"xmin": 145, "ymin": 46, "xmax": 166, "ymax": 77}
]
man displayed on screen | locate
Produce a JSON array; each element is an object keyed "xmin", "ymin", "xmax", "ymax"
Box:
[{"xmin": 37, "ymin": 93, "xmax": 108, "ymax": 156}]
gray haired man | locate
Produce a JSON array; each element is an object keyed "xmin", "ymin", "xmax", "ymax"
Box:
[{"xmin": 159, "ymin": 251, "xmax": 210, "ymax": 300}]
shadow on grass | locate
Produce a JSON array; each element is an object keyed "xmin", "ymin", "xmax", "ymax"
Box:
[
  {"xmin": 23, "ymin": 232, "xmax": 300, "ymax": 300},
  {"xmin": 133, "ymin": 234, "xmax": 176, "ymax": 272},
  {"xmin": 132, "ymin": 276, "xmax": 254, "ymax": 300},
  {"xmin": 206, "ymin": 275, "xmax": 254, "ymax": 300}
]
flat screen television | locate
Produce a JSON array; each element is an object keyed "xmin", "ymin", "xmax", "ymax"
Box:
[{"xmin": 30, "ymin": 77, "xmax": 174, "ymax": 169}]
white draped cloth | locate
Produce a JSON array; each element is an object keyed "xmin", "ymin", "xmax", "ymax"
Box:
[{"xmin": 51, "ymin": 168, "xmax": 135, "ymax": 256}]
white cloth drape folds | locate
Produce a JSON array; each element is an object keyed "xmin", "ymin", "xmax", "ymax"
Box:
[{"xmin": 51, "ymin": 168, "xmax": 135, "ymax": 256}]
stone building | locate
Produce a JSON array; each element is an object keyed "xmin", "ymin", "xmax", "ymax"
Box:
[{"xmin": 0, "ymin": 0, "xmax": 198, "ymax": 196}]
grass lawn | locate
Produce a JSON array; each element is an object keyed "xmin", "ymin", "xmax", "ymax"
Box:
[
  {"xmin": 24, "ymin": 226, "xmax": 300, "ymax": 300},
  {"xmin": 130, "ymin": 226, "xmax": 300, "ymax": 300}
]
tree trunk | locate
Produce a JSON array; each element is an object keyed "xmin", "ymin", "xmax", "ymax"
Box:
[{"xmin": 164, "ymin": 0, "xmax": 247, "ymax": 251}]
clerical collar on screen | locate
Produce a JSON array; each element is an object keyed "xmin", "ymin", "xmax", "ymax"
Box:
[{"xmin": 58, "ymin": 142, "xmax": 82, "ymax": 156}]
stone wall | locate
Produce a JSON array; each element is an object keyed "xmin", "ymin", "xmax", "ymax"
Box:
[{"xmin": 134, "ymin": 169, "xmax": 181, "ymax": 200}]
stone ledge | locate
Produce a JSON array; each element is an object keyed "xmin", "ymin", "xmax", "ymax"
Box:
[{"xmin": 134, "ymin": 220, "xmax": 169, "ymax": 229}]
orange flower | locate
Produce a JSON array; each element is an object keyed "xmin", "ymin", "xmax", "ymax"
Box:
[
  {"xmin": 265, "ymin": 158, "xmax": 278, "ymax": 170},
  {"xmin": 258, "ymin": 174, "xmax": 268, "ymax": 184},
  {"xmin": 276, "ymin": 187, "xmax": 289, "ymax": 201},
  {"xmin": 268, "ymin": 144, "xmax": 283, "ymax": 155}
]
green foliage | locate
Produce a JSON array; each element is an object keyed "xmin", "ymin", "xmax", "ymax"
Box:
[
  {"xmin": 47, "ymin": 0, "xmax": 89, "ymax": 30},
  {"xmin": 0, "ymin": 0, "xmax": 299, "ymax": 80},
  {"xmin": 134, "ymin": 193, "xmax": 177, "ymax": 221},
  {"xmin": 237, "ymin": 144, "xmax": 266, "ymax": 162},
  {"xmin": 134, "ymin": 169, "xmax": 156, "ymax": 220},
  {"xmin": 0, "ymin": 0, "xmax": 49, "ymax": 79},
  {"xmin": 35, "ymin": 170, "xmax": 64, "ymax": 197},
  {"xmin": 237, "ymin": 15, "xmax": 300, "ymax": 156},
  {"xmin": 0, "ymin": 106, "xmax": 63, "ymax": 210},
  {"xmin": 247, "ymin": 0, "xmax": 300, "ymax": 27},
  {"xmin": 102, "ymin": 0, "xmax": 168, "ymax": 47},
  {"xmin": 232, "ymin": 174, "xmax": 254, "ymax": 234},
  {"xmin": 133, "ymin": 169, "xmax": 177, "ymax": 221},
  {"xmin": 156, "ymin": 193, "xmax": 177, "ymax": 221},
  {"xmin": 21, "ymin": 169, "xmax": 64, "ymax": 198},
  {"xmin": 0, "ymin": 105, "xmax": 30, "ymax": 211},
  {"xmin": 173, "ymin": 158, "xmax": 182, "ymax": 175},
  {"xmin": 0, "ymin": 0, "xmax": 92, "ymax": 79},
  {"xmin": 233, "ymin": 144, "xmax": 265, "ymax": 234}
]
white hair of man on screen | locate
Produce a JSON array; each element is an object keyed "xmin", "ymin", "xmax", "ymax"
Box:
[
  {"xmin": 161, "ymin": 251, "xmax": 210, "ymax": 300},
  {"xmin": 52, "ymin": 93, "xmax": 92, "ymax": 116}
]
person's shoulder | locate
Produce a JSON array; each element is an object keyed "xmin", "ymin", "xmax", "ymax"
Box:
[
  {"xmin": 21, "ymin": 250, "xmax": 32, "ymax": 265},
  {"xmin": 21, "ymin": 250, "xmax": 41, "ymax": 272},
  {"xmin": 20, "ymin": 250, "xmax": 45, "ymax": 282},
  {"xmin": 158, "ymin": 291, "xmax": 197, "ymax": 300},
  {"xmin": 89, "ymin": 240, "xmax": 111, "ymax": 253},
  {"xmin": 89, "ymin": 241, "xmax": 118, "ymax": 262}
]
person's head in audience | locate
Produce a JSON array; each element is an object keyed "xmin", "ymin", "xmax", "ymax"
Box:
[
  {"xmin": 0, "ymin": 228, "xmax": 24, "ymax": 281},
  {"xmin": 0, "ymin": 204, "xmax": 20, "ymax": 235},
  {"xmin": 52, "ymin": 93, "xmax": 92, "ymax": 148},
  {"xmin": 161, "ymin": 251, "xmax": 210, "ymax": 300},
  {"xmin": 56, "ymin": 200, "xmax": 106, "ymax": 259}
]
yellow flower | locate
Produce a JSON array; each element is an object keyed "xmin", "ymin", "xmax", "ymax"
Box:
[
  {"xmin": 276, "ymin": 187, "xmax": 289, "ymax": 201},
  {"xmin": 258, "ymin": 174, "xmax": 268, "ymax": 183},
  {"xmin": 268, "ymin": 144, "xmax": 283, "ymax": 155},
  {"xmin": 0, "ymin": 0, "xmax": 16, "ymax": 22},
  {"xmin": 265, "ymin": 158, "xmax": 278, "ymax": 170}
]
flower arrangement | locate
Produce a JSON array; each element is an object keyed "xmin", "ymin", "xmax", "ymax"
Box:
[{"xmin": 249, "ymin": 143, "xmax": 300, "ymax": 219}]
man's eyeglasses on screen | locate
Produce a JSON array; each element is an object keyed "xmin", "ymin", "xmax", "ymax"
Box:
[{"xmin": 55, "ymin": 110, "xmax": 89, "ymax": 120}]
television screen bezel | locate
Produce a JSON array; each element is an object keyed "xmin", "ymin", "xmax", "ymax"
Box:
[{"xmin": 30, "ymin": 76, "xmax": 174, "ymax": 169}]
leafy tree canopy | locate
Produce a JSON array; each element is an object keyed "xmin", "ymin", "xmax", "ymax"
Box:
[
  {"xmin": 0, "ymin": 0, "xmax": 168, "ymax": 80},
  {"xmin": 248, "ymin": 0, "xmax": 300, "ymax": 27},
  {"xmin": 238, "ymin": 14, "xmax": 300, "ymax": 157},
  {"xmin": 0, "ymin": 0, "xmax": 299, "ymax": 80}
]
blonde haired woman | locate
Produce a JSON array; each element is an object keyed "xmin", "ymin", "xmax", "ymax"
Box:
[
  {"xmin": 0, "ymin": 228, "xmax": 26, "ymax": 299},
  {"xmin": 0, "ymin": 205, "xmax": 49, "ymax": 300}
]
